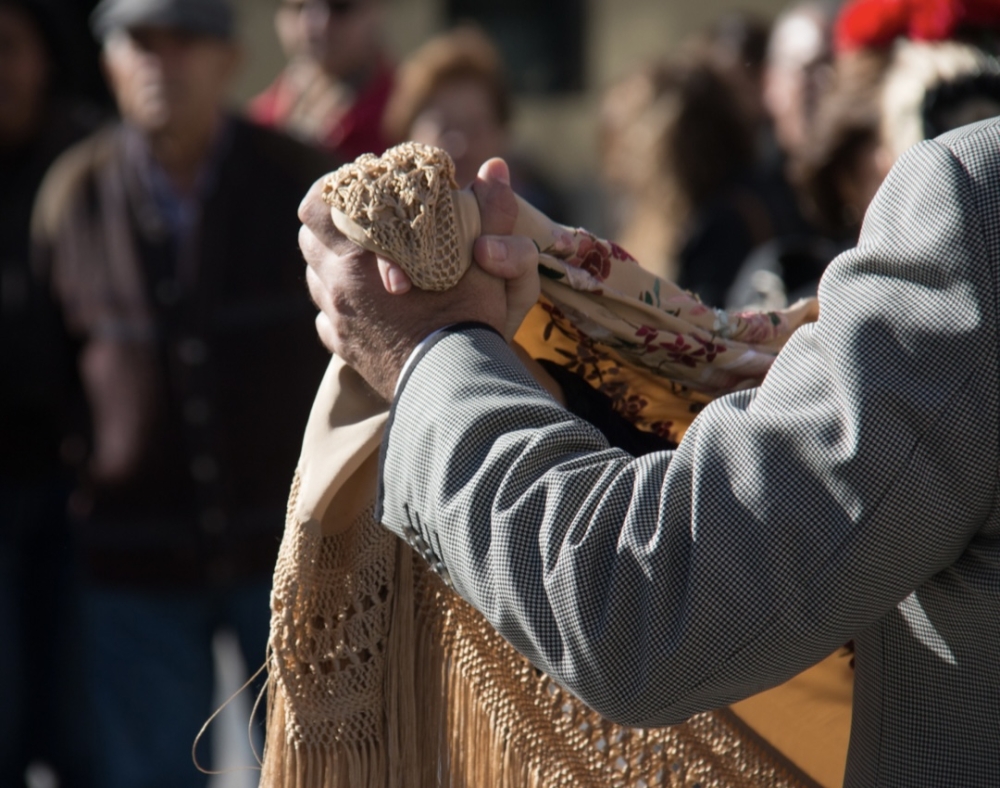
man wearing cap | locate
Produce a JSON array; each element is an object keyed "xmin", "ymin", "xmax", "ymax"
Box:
[{"xmin": 32, "ymin": 1, "xmax": 331, "ymax": 784}]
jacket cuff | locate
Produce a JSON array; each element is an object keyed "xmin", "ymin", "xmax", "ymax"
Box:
[{"xmin": 375, "ymin": 321, "xmax": 502, "ymax": 522}]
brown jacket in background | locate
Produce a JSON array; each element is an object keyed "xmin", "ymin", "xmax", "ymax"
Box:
[{"xmin": 33, "ymin": 116, "xmax": 333, "ymax": 588}]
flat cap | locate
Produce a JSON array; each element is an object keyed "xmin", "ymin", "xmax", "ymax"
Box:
[{"xmin": 91, "ymin": 0, "xmax": 234, "ymax": 41}]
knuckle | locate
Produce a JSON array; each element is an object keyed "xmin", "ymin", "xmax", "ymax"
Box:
[
  {"xmin": 512, "ymin": 236, "xmax": 539, "ymax": 263},
  {"xmin": 330, "ymin": 289, "xmax": 358, "ymax": 318},
  {"xmin": 298, "ymin": 177, "xmax": 328, "ymax": 224},
  {"xmin": 475, "ymin": 185, "xmax": 518, "ymax": 235}
]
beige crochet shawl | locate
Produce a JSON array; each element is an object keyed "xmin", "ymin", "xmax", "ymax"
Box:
[{"xmin": 260, "ymin": 144, "xmax": 820, "ymax": 788}]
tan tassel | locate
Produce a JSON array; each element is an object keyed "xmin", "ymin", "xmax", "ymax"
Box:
[
  {"xmin": 262, "ymin": 498, "xmax": 822, "ymax": 788},
  {"xmin": 385, "ymin": 537, "xmax": 417, "ymax": 787}
]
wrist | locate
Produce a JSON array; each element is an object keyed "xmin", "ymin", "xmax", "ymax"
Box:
[{"xmin": 391, "ymin": 321, "xmax": 503, "ymax": 401}]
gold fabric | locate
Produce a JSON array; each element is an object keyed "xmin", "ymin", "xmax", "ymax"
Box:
[{"xmin": 730, "ymin": 651, "xmax": 853, "ymax": 788}]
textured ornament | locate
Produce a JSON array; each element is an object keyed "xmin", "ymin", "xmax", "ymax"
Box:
[{"xmin": 321, "ymin": 142, "xmax": 468, "ymax": 291}]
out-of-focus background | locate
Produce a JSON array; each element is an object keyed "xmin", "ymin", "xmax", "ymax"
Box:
[{"xmin": 231, "ymin": 0, "xmax": 791, "ymax": 224}]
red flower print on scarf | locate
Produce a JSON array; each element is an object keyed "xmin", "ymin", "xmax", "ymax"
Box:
[
  {"xmin": 609, "ymin": 241, "xmax": 637, "ymax": 263},
  {"xmin": 636, "ymin": 326, "xmax": 727, "ymax": 368},
  {"xmin": 650, "ymin": 420, "xmax": 677, "ymax": 442},
  {"xmin": 568, "ymin": 235, "xmax": 612, "ymax": 281}
]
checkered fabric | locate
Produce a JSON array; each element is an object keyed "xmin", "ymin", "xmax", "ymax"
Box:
[{"xmin": 377, "ymin": 119, "xmax": 1000, "ymax": 787}]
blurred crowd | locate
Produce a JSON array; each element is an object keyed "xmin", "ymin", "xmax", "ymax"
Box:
[{"xmin": 1, "ymin": 0, "xmax": 998, "ymax": 786}]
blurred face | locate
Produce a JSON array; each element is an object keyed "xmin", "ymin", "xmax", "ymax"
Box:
[
  {"xmin": 409, "ymin": 77, "xmax": 508, "ymax": 187},
  {"xmin": 599, "ymin": 71, "xmax": 666, "ymax": 194},
  {"xmin": 0, "ymin": 5, "xmax": 50, "ymax": 145},
  {"xmin": 763, "ymin": 9, "xmax": 833, "ymax": 156},
  {"xmin": 837, "ymin": 136, "xmax": 892, "ymax": 225},
  {"xmin": 101, "ymin": 27, "xmax": 238, "ymax": 133},
  {"xmin": 275, "ymin": 0, "xmax": 381, "ymax": 79}
]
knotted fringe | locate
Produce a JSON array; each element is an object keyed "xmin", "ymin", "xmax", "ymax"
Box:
[
  {"xmin": 260, "ymin": 687, "xmax": 387, "ymax": 788},
  {"xmin": 261, "ymin": 533, "xmax": 417, "ymax": 788},
  {"xmin": 261, "ymin": 492, "xmax": 817, "ymax": 788}
]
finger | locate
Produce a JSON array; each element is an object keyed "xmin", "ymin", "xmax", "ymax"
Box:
[
  {"xmin": 304, "ymin": 264, "xmax": 330, "ymax": 311},
  {"xmin": 299, "ymin": 224, "xmax": 328, "ymax": 272},
  {"xmin": 472, "ymin": 158, "xmax": 518, "ymax": 236},
  {"xmin": 376, "ymin": 256, "xmax": 413, "ymax": 295},
  {"xmin": 298, "ymin": 175, "xmax": 342, "ymax": 248},
  {"xmin": 473, "ymin": 234, "xmax": 540, "ymax": 341},
  {"xmin": 502, "ymin": 269, "xmax": 540, "ymax": 342},
  {"xmin": 473, "ymin": 235, "xmax": 538, "ymax": 280},
  {"xmin": 298, "ymin": 176, "xmax": 326, "ymax": 223},
  {"xmin": 314, "ymin": 312, "xmax": 338, "ymax": 354}
]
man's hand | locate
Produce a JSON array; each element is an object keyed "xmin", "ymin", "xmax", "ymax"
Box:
[
  {"xmin": 300, "ymin": 158, "xmax": 540, "ymax": 401},
  {"xmin": 469, "ymin": 159, "xmax": 541, "ymax": 341}
]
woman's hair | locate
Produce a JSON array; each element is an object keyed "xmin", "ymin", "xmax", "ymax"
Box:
[
  {"xmin": 795, "ymin": 38, "xmax": 999, "ymax": 238},
  {"xmin": 700, "ymin": 9, "xmax": 771, "ymax": 97},
  {"xmin": 382, "ymin": 25, "xmax": 511, "ymax": 144},
  {"xmin": 792, "ymin": 50, "xmax": 890, "ymax": 238},
  {"xmin": 602, "ymin": 55, "xmax": 753, "ymax": 209},
  {"xmin": 600, "ymin": 54, "xmax": 755, "ymax": 278},
  {"xmin": 880, "ymin": 39, "xmax": 1000, "ymax": 159}
]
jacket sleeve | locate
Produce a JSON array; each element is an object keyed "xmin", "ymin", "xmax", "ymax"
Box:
[{"xmin": 376, "ymin": 135, "xmax": 999, "ymax": 727}]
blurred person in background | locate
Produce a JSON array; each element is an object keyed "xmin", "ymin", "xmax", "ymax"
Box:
[
  {"xmin": 753, "ymin": 0, "xmax": 838, "ymax": 243},
  {"xmin": 699, "ymin": 10, "xmax": 772, "ymax": 146},
  {"xmin": 1, "ymin": 0, "xmax": 102, "ymax": 785},
  {"xmin": 382, "ymin": 24, "xmax": 567, "ymax": 222},
  {"xmin": 599, "ymin": 53, "xmax": 772, "ymax": 306},
  {"xmin": 31, "ymin": 0, "xmax": 331, "ymax": 785},
  {"xmin": 763, "ymin": 1, "xmax": 837, "ymax": 167},
  {"xmin": 728, "ymin": 0, "xmax": 1000, "ymax": 309},
  {"xmin": 250, "ymin": 0, "xmax": 392, "ymax": 163}
]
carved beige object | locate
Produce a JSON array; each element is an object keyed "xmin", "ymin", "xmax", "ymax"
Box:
[
  {"xmin": 321, "ymin": 142, "xmax": 469, "ymax": 291},
  {"xmin": 321, "ymin": 141, "xmax": 558, "ymax": 291}
]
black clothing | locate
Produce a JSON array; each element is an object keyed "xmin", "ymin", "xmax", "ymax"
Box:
[
  {"xmin": 1, "ymin": 98, "xmax": 102, "ymax": 788},
  {"xmin": 35, "ymin": 116, "xmax": 334, "ymax": 588},
  {"xmin": 538, "ymin": 359, "xmax": 677, "ymax": 456},
  {"xmin": 1, "ymin": 100, "xmax": 99, "ymax": 479}
]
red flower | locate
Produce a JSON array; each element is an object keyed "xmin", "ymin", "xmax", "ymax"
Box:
[
  {"xmin": 692, "ymin": 335, "xmax": 726, "ymax": 363},
  {"xmin": 650, "ymin": 421, "xmax": 677, "ymax": 442},
  {"xmin": 619, "ymin": 394, "xmax": 648, "ymax": 418},
  {"xmin": 568, "ymin": 236, "xmax": 612, "ymax": 281},
  {"xmin": 636, "ymin": 325, "xmax": 659, "ymax": 345},
  {"xmin": 658, "ymin": 334, "xmax": 698, "ymax": 367},
  {"xmin": 600, "ymin": 380, "xmax": 629, "ymax": 401},
  {"xmin": 910, "ymin": 0, "xmax": 961, "ymax": 40},
  {"xmin": 835, "ymin": 0, "xmax": 1000, "ymax": 52},
  {"xmin": 608, "ymin": 241, "xmax": 636, "ymax": 263}
]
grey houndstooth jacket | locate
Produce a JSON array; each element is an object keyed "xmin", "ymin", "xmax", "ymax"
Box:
[{"xmin": 376, "ymin": 119, "xmax": 1000, "ymax": 786}]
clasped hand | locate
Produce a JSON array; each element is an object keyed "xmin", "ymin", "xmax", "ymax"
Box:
[{"xmin": 300, "ymin": 158, "xmax": 541, "ymax": 401}]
